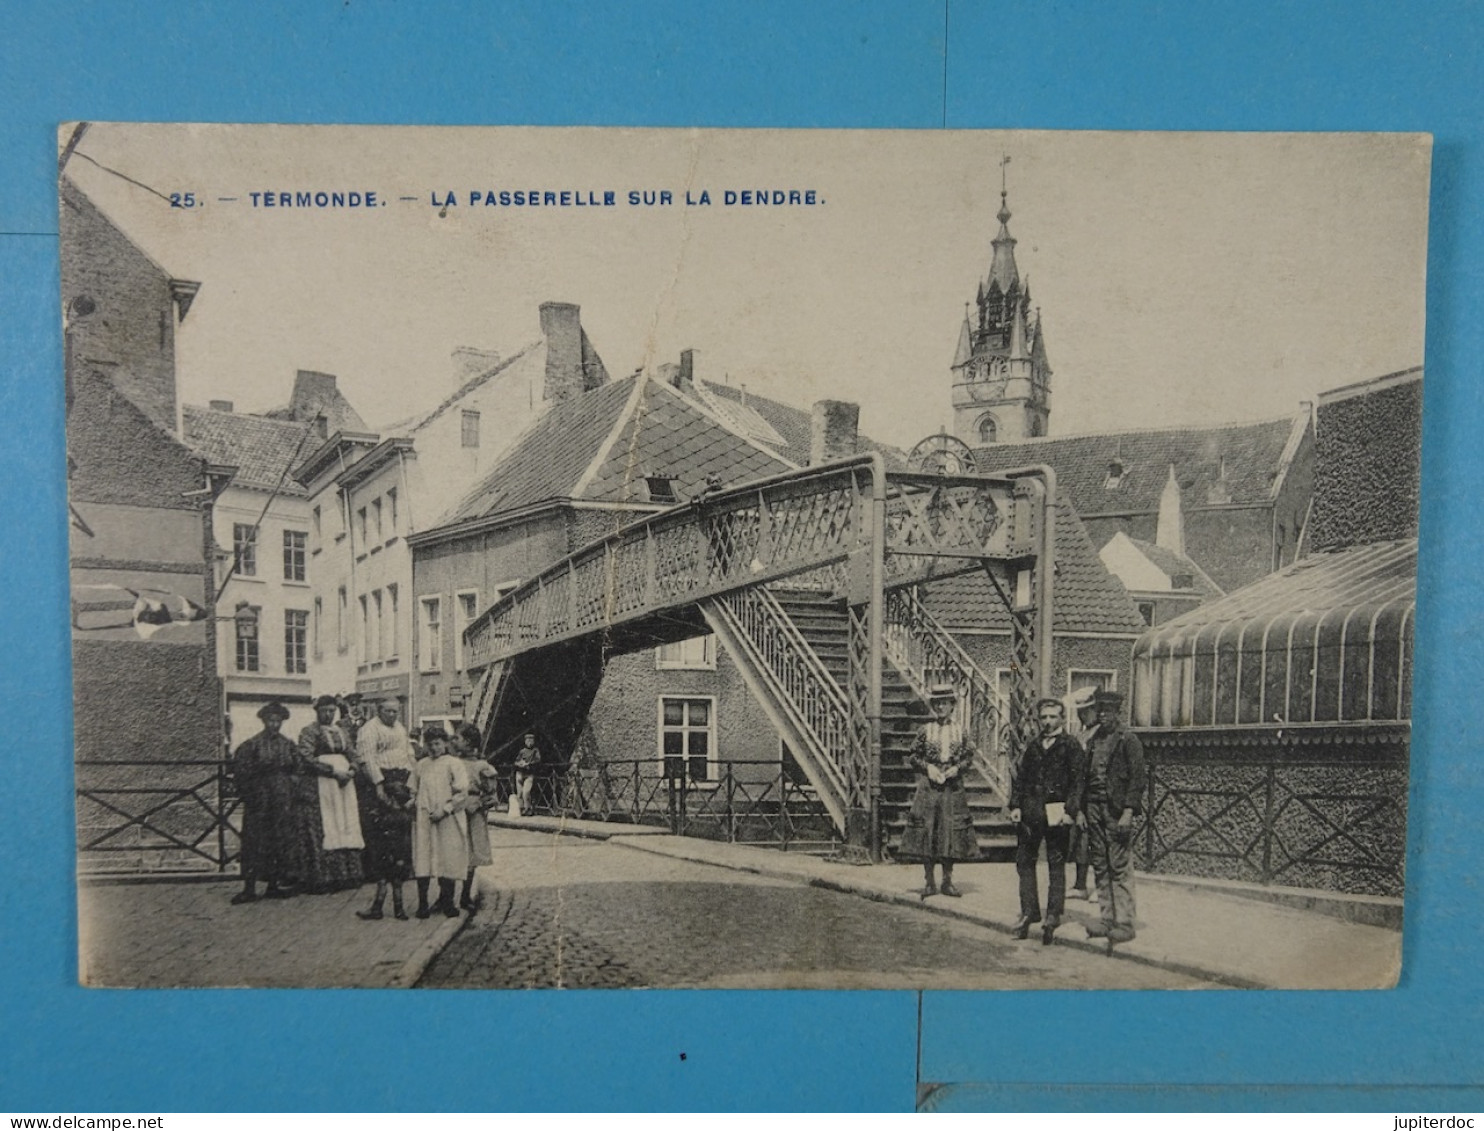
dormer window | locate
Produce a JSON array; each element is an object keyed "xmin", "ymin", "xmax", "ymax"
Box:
[
  {"xmin": 645, "ymin": 475, "xmax": 679, "ymax": 504},
  {"xmin": 1170, "ymin": 573, "xmax": 1195, "ymax": 590},
  {"xmin": 1104, "ymin": 459, "xmax": 1126, "ymax": 489}
]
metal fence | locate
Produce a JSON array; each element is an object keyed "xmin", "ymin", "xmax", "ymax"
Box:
[
  {"xmin": 501, "ymin": 759, "xmax": 840, "ymax": 852},
  {"xmin": 75, "ymin": 759, "xmax": 240, "ymax": 874},
  {"xmin": 1136, "ymin": 727, "xmax": 1409, "ymax": 897}
]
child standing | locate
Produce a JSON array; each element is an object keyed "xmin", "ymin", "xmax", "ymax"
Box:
[
  {"xmin": 453, "ymin": 722, "xmax": 498, "ymax": 911},
  {"xmin": 410, "ymin": 727, "xmax": 468, "ymax": 918}
]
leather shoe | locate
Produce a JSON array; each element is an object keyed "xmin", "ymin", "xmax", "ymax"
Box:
[
  {"xmin": 415, "ymin": 906, "xmax": 432, "ymax": 919},
  {"xmin": 1085, "ymin": 921, "xmax": 1111, "ymax": 938},
  {"xmin": 1107, "ymin": 926, "xmax": 1136, "ymax": 943},
  {"xmin": 919, "ymin": 881, "xmax": 937, "ymax": 900},
  {"xmin": 1041, "ymin": 923, "xmax": 1057, "ymax": 946},
  {"xmin": 356, "ymin": 908, "xmax": 384, "ymax": 921},
  {"xmin": 939, "ymin": 879, "xmax": 963, "ymax": 898},
  {"xmin": 393, "ymin": 907, "xmax": 410, "ymax": 921},
  {"xmin": 229, "ymin": 891, "xmax": 257, "ymax": 905},
  {"xmin": 1012, "ymin": 915, "xmax": 1033, "ymax": 940}
]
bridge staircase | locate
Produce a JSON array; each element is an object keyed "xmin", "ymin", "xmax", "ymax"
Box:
[{"xmin": 703, "ymin": 587, "xmax": 1016, "ymax": 860}]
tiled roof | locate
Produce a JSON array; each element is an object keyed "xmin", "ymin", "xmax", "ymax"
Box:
[
  {"xmin": 439, "ymin": 375, "xmax": 798, "ymax": 527},
  {"xmin": 585, "ymin": 381, "xmax": 793, "ymax": 504},
  {"xmin": 922, "ymin": 497, "xmax": 1147, "ymax": 635},
  {"xmin": 970, "ymin": 415, "xmax": 1302, "ymax": 517},
  {"xmin": 183, "ymin": 405, "xmax": 314, "ymax": 496},
  {"xmin": 697, "ymin": 380, "xmax": 908, "ymax": 470},
  {"xmin": 1124, "ymin": 537, "xmax": 1225, "ymax": 600},
  {"xmin": 443, "ymin": 376, "xmax": 639, "ymax": 522}
]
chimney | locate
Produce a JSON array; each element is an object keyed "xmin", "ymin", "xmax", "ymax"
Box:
[
  {"xmin": 810, "ymin": 399, "xmax": 860, "ymax": 465},
  {"xmin": 452, "ymin": 346, "xmax": 501, "ymax": 389},
  {"xmin": 539, "ymin": 301, "xmax": 584, "ymax": 404},
  {"xmin": 678, "ymin": 349, "xmax": 695, "ymax": 386},
  {"xmin": 209, "ymin": 399, "xmax": 234, "ymax": 413},
  {"xmin": 657, "ymin": 362, "xmax": 682, "ymax": 388}
]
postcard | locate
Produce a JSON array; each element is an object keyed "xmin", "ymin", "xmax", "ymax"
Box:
[{"xmin": 61, "ymin": 124, "xmax": 1427, "ymax": 989}]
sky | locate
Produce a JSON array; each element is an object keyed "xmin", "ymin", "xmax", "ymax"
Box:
[{"xmin": 62, "ymin": 124, "xmax": 1431, "ymax": 450}]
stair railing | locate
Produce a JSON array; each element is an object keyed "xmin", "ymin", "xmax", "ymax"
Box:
[
  {"xmin": 707, "ymin": 587, "xmax": 867, "ymax": 817},
  {"xmin": 883, "ymin": 586, "xmax": 1012, "ymax": 800}
]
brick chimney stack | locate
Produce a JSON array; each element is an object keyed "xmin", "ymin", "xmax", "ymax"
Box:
[
  {"xmin": 679, "ymin": 349, "xmax": 695, "ymax": 386},
  {"xmin": 540, "ymin": 301, "xmax": 585, "ymax": 404},
  {"xmin": 810, "ymin": 399, "xmax": 860, "ymax": 465}
]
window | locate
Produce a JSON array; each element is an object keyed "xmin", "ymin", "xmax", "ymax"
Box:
[
  {"xmin": 386, "ymin": 584, "xmax": 399, "ymax": 659},
  {"xmin": 461, "ymin": 409, "xmax": 480, "ymax": 448},
  {"xmin": 387, "ymin": 487, "xmax": 398, "ymax": 532},
  {"xmin": 1136, "ymin": 601, "xmax": 1156, "ymax": 627},
  {"xmin": 232, "ymin": 523, "xmax": 257, "ymax": 577},
  {"xmin": 282, "ymin": 530, "xmax": 307, "ymax": 581},
  {"xmin": 372, "ymin": 498, "xmax": 383, "ymax": 542},
  {"xmin": 311, "ymin": 506, "xmax": 321, "ymax": 540},
  {"xmin": 420, "ymin": 596, "xmax": 442, "ymax": 672},
  {"xmin": 234, "ymin": 605, "xmax": 260, "ymax": 672},
  {"xmin": 336, "ymin": 586, "xmax": 348, "ymax": 652},
  {"xmin": 659, "ymin": 697, "xmax": 715, "ymax": 783},
  {"xmin": 284, "ymin": 610, "xmax": 308, "ymax": 674},
  {"xmin": 313, "ymin": 596, "xmax": 323, "ymax": 657},
  {"xmin": 1104, "ymin": 459, "xmax": 1126, "ymax": 490},
  {"xmin": 977, "ymin": 415, "xmax": 997, "ymax": 444},
  {"xmin": 372, "ymin": 589, "xmax": 384, "ymax": 660},
  {"xmin": 358, "ymin": 595, "xmax": 369, "ymax": 663},
  {"xmin": 1067, "ymin": 669, "xmax": 1117, "ymax": 697},
  {"xmin": 357, "ymin": 507, "xmax": 368, "ymax": 546},
  {"xmin": 454, "ymin": 589, "xmax": 480, "ymax": 671},
  {"xmin": 656, "ymin": 634, "xmax": 716, "ymax": 670},
  {"xmin": 645, "ymin": 475, "xmax": 678, "ymax": 503}
]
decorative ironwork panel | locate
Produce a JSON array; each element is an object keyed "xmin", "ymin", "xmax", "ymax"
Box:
[{"xmin": 1141, "ymin": 757, "xmax": 1408, "ymax": 897}]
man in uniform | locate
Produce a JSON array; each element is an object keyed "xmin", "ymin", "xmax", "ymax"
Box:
[
  {"xmin": 1079, "ymin": 689, "xmax": 1146, "ymax": 944},
  {"xmin": 1009, "ymin": 698, "xmax": 1085, "ymax": 944}
]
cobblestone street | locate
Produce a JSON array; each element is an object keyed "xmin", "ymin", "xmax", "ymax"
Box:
[{"xmin": 420, "ymin": 828, "xmax": 1207, "ymax": 989}]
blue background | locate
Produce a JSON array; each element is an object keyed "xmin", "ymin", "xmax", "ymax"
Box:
[{"xmin": 1, "ymin": 0, "xmax": 1479, "ymax": 1112}]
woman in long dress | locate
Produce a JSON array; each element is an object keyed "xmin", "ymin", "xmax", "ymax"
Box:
[
  {"xmin": 411, "ymin": 726, "xmax": 468, "ymax": 918},
  {"xmin": 294, "ymin": 695, "xmax": 365, "ymax": 892},
  {"xmin": 896, "ymin": 686, "xmax": 981, "ymax": 898},
  {"xmin": 453, "ymin": 722, "xmax": 498, "ymax": 911}
]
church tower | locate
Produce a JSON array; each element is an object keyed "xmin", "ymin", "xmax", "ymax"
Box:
[{"xmin": 951, "ymin": 168, "xmax": 1052, "ymax": 445}]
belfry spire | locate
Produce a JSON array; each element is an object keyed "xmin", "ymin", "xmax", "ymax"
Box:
[{"xmin": 949, "ymin": 154, "xmax": 1052, "ymax": 446}]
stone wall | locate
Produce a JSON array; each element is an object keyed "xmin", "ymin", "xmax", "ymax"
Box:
[{"xmin": 1309, "ymin": 376, "xmax": 1423, "ymax": 552}]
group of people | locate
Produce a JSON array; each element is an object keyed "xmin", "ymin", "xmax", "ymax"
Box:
[
  {"xmin": 896, "ymin": 684, "xmax": 1147, "ymax": 947},
  {"xmin": 228, "ymin": 694, "xmax": 540, "ymax": 921}
]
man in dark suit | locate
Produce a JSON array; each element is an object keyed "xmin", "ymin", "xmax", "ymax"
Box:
[
  {"xmin": 1009, "ymin": 698, "xmax": 1086, "ymax": 944},
  {"xmin": 1079, "ymin": 689, "xmax": 1147, "ymax": 944}
]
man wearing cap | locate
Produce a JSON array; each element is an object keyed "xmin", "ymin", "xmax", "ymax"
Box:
[
  {"xmin": 1078, "ymin": 690, "xmax": 1147, "ymax": 944},
  {"xmin": 229, "ymin": 701, "xmax": 302, "ymax": 903},
  {"xmin": 1009, "ymin": 698, "xmax": 1086, "ymax": 944},
  {"xmin": 1062, "ymin": 686, "xmax": 1100, "ymax": 900}
]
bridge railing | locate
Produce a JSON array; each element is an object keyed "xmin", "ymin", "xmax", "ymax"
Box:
[{"xmin": 464, "ymin": 455, "xmax": 1044, "ymax": 670}]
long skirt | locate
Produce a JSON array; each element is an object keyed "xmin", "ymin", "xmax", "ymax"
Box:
[
  {"xmin": 290, "ymin": 775, "xmax": 364, "ymax": 892},
  {"xmin": 466, "ymin": 805, "xmax": 492, "ymax": 868},
  {"xmin": 238, "ymin": 771, "xmax": 302, "ymax": 882},
  {"xmin": 897, "ymin": 778, "xmax": 981, "ymax": 862}
]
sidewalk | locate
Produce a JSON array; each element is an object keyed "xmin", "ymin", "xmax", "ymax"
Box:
[
  {"xmin": 488, "ymin": 813, "xmax": 1403, "ymax": 989},
  {"xmin": 78, "ymin": 877, "xmax": 465, "ymax": 988}
]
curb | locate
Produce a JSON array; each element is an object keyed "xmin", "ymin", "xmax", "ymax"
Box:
[
  {"xmin": 388, "ymin": 908, "xmax": 476, "ymax": 988},
  {"xmin": 610, "ymin": 836, "xmax": 1266, "ymax": 989}
]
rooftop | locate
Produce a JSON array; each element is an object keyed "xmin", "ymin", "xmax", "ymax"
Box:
[{"xmin": 182, "ymin": 405, "xmax": 316, "ymax": 497}]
